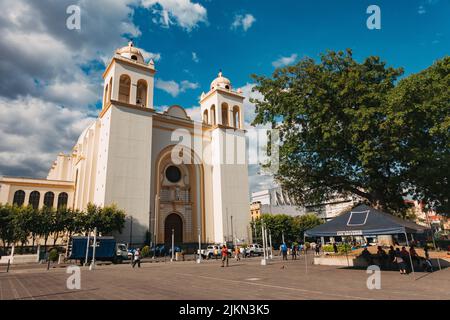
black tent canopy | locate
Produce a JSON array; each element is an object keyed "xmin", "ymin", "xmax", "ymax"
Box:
[{"xmin": 305, "ymin": 204, "xmax": 428, "ymax": 237}]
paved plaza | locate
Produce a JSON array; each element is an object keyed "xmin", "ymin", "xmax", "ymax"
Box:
[{"xmin": 1, "ymin": 255, "xmax": 449, "ymax": 300}]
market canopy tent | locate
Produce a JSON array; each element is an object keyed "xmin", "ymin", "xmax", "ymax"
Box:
[
  {"xmin": 304, "ymin": 204, "xmax": 428, "ymax": 237},
  {"xmin": 303, "ymin": 204, "xmax": 429, "ymax": 275}
]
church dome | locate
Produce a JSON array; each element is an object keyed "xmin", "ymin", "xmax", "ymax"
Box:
[
  {"xmin": 116, "ymin": 41, "xmax": 145, "ymax": 64},
  {"xmin": 210, "ymin": 71, "xmax": 232, "ymax": 90}
]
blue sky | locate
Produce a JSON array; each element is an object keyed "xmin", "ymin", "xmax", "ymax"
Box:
[
  {"xmin": 0, "ymin": 0, "xmax": 448, "ymax": 193},
  {"xmin": 128, "ymin": 0, "xmax": 449, "ymax": 112}
]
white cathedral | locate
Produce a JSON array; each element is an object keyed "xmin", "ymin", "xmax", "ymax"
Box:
[{"xmin": 0, "ymin": 42, "xmax": 251, "ymax": 246}]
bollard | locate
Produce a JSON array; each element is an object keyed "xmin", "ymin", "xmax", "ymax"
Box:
[
  {"xmin": 7, "ymin": 259, "xmax": 11, "ymax": 273},
  {"xmin": 47, "ymin": 259, "xmax": 51, "ymax": 271}
]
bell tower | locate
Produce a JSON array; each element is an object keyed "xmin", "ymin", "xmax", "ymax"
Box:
[
  {"xmin": 200, "ymin": 71, "xmax": 244, "ymax": 129},
  {"xmin": 200, "ymin": 72, "xmax": 249, "ymax": 244},
  {"xmin": 102, "ymin": 41, "xmax": 156, "ymax": 109}
]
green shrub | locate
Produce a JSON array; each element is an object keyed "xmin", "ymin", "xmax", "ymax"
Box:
[
  {"xmin": 338, "ymin": 243, "xmax": 351, "ymax": 254},
  {"xmin": 141, "ymin": 245, "xmax": 150, "ymax": 258},
  {"xmin": 322, "ymin": 245, "xmax": 334, "ymax": 252},
  {"xmin": 48, "ymin": 249, "xmax": 59, "ymax": 262}
]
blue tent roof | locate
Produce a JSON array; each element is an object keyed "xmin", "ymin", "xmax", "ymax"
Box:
[{"xmin": 305, "ymin": 204, "xmax": 428, "ymax": 237}]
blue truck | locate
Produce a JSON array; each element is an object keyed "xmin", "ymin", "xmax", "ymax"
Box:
[{"xmin": 67, "ymin": 236, "xmax": 129, "ymax": 265}]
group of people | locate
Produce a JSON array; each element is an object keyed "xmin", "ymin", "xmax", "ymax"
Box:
[
  {"xmin": 279, "ymin": 242, "xmax": 314, "ymax": 260},
  {"xmin": 360, "ymin": 245, "xmax": 433, "ymax": 274}
]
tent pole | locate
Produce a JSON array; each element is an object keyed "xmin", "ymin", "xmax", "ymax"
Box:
[
  {"xmin": 404, "ymin": 232, "xmax": 415, "ymax": 277},
  {"xmin": 344, "ymin": 237, "xmax": 349, "ymax": 267},
  {"xmin": 304, "ymin": 234, "xmax": 307, "ymax": 274}
]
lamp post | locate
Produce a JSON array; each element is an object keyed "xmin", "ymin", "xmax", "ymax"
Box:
[
  {"xmin": 269, "ymin": 229, "xmax": 273, "ymax": 259},
  {"xmin": 171, "ymin": 228, "xmax": 175, "ymax": 262},
  {"xmin": 261, "ymin": 220, "xmax": 267, "ymax": 265},
  {"xmin": 197, "ymin": 227, "xmax": 202, "ymax": 264},
  {"xmin": 84, "ymin": 229, "xmax": 90, "ymax": 266},
  {"xmin": 89, "ymin": 227, "xmax": 97, "ymax": 271}
]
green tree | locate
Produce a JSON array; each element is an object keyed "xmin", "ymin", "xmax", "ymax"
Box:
[
  {"xmin": 251, "ymin": 50, "xmax": 449, "ymax": 214},
  {"xmin": 14, "ymin": 205, "xmax": 35, "ymax": 250},
  {"xmin": 293, "ymin": 214, "xmax": 323, "ymax": 238},
  {"xmin": 0, "ymin": 204, "xmax": 17, "ymax": 251},
  {"xmin": 386, "ymin": 57, "xmax": 450, "ymax": 215},
  {"xmin": 38, "ymin": 206, "xmax": 55, "ymax": 250},
  {"xmin": 85, "ymin": 203, "xmax": 126, "ymax": 236}
]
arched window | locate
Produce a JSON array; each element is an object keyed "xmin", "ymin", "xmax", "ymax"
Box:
[
  {"xmin": 210, "ymin": 105, "xmax": 216, "ymax": 125},
  {"xmin": 131, "ymin": 55, "xmax": 138, "ymax": 61},
  {"xmin": 221, "ymin": 103, "xmax": 229, "ymax": 126},
  {"xmin": 233, "ymin": 106, "xmax": 240, "ymax": 128},
  {"xmin": 119, "ymin": 74, "xmax": 131, "ymax": 103},
  {"xmin": 29, "ymin": 191, "xmax": 40, "ymax": 209},
  {"xmin": 136, "ymin": 79, "xmax": 148, "ymax": 107},
  {"xmin": 13, "ymin": 190, "xmax": 25, "ymax": 206},
  {"xmin": 57, "ymin": 192, "xmax": 68, "ymax": 209},
  {"xmin": 43, "ymin": 192, "xmax": 55, "ymax": 208},
  {"xmin": 203, "ymin": 109, "xmax": 209, "ymax": 124}
]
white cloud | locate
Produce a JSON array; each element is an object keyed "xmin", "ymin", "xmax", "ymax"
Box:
[
  {"xmin": 141, "ymin": 49, "xmax": 162, "ymax": 62},
  {"xmin": 192, "ymin": 52, "xmax": 199, "ymax": 63},
  {"xmin": 418, "ymin": 5, "xmax": 426, "ymax": 14},
  {"xmin": 0, "ymin": 96, "xmax": 95, "ymax": 178},
  {"xmin": 155, "ymin": 79, "xmax": 199, "ymax": 97},
  {"xmin": 141, "ymin": 0, "xmax": 208, "ymax": 31},
  {"xmin": 272, "ymin": 54, "xmax": 298, "ymax": 68},
  {"xmin": 231, "ymin": 14, "xmax": 256, "ymax": 32},
  {"xmin": 0, "ymin": 0, "xmax": 149, "ymax": 177},
  {"xmin": 236, "ymin": 83, "xmax": 276, "ymax": 193}
]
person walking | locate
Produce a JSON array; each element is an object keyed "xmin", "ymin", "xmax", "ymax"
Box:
[
  {"xmin": 132, "ymin": 248, "xmax": 141, "ymax": 268},
  {"xmin": 234, "ymin": 246, "xmax": 241, "ymax": 261},
  {"xmin": 315, "ymin": 242, "xmax": 321, "ymax": 256},
  {"xmin": 393, "ymin": 248, "xmax": 407, "ymax": 275},
  {"xmin": 221, "ymin": 245, "xmax": 229, "ymax": 267},
  {"xmin": 333, "ymin": 243, "xmax": 338, "ymax": 254},
  {"xmin": 291, "ymin": 244, "xmax": 297, "ymax": 260},
  {"xmin": 281, "ymin": 243, "xmax": 288, "ymax": 260},
  {"xmin": 213, "ymin": 246, "xmax": 219, "ymax": 260}
]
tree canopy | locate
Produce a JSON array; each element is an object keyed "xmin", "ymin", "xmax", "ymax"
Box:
[
  {"xmin": 251, "ymin": 50, "xmax": 449, "ymax": 215},
  {"xmin": 251, "ymin": 213, "xmax": 322, "ymax": 246}
]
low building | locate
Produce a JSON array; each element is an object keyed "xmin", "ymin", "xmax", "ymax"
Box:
[{"xmin": 250, "ymin": 187, "xmax": 357, "ymax": 221}]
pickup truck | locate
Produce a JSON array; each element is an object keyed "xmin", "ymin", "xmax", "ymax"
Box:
[
  {"xmin": 197, "ymin": 245, "xmax": 232, "ymax": 259},
  {"xmin": 247, "ymin": 244, "xmax": 264, "ymax": 256},
  {"xmin": 67, "ymin": 236, "xmax": 129, "ymax": 265}
]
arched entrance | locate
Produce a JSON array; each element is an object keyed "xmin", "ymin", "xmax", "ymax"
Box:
[{"xmin": 164, "ymin": 213, "xmax": 183, "ymax": 245}]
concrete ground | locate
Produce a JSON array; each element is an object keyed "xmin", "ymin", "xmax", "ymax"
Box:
[{"xmin": 0, "ymin": 254, "xmax": 449, "ymax": 300}]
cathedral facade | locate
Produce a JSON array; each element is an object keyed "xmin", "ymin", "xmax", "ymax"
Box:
[{"xmin": 0, "ymin": 42, "xmax": 251, "ymax": 246}]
